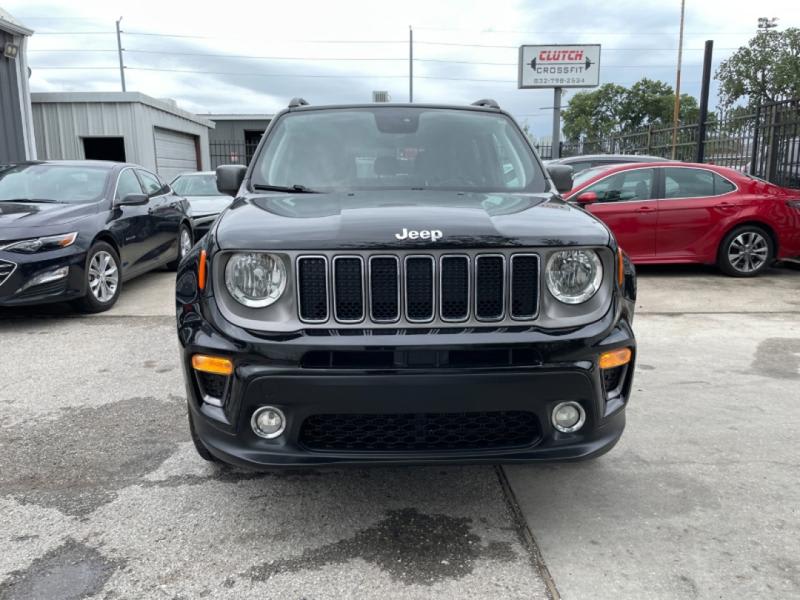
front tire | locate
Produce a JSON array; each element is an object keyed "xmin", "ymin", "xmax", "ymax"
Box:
[
  {"xmin": 74, "ymin": 242, "xmax": 122, "ymax": 313},
  {"xmin": 168, "ymin": 224, "xmax": 192, "ymax": 270},
  {"xmin": 718, "ymin": 225, "xmax": 773, "ymax": 277}
]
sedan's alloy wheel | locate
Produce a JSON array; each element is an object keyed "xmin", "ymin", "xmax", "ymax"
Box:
[
  {"xmin": 727, "ymin": 232, "xmax": 769, "ymax": 274},
  {"xmin": 88, "ymin": 250, "xmax": 119, "ymax": 303}
]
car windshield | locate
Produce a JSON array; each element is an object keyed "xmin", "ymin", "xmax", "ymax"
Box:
[
  {"xmin": 0, "ymin": 164, "xmax": 110, "ymax": 203},
  {"xmin": 572, "ymin": 166, "xmax": 611, "ymax": 188},
  {"xmin": 172, "ymin": 173, "xmax": 221, "ymax": 196},
  {"xmin": 252, "ymin": 107, "xmax": 547, "ymax": 193}
]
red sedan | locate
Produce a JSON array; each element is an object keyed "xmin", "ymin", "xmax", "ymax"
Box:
[{"xmin": 564, "ymin": 162, "xmax": 800, "ymax": 276}]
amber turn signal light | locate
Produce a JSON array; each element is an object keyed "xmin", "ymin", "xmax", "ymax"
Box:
[
  {"xmin": 617, "ymin": 249, "xmax": 625, "ymax": 286},
  {"xmin": 191, "ymin": 354, "xmax": 233, "ymax": 376},
  {"xmin": 599, "ymin": 348, "xmax": 632, "ymax": 370},
  {"xmin": 198, "ymin": 250, "xmax": 207, "ymax": 290}
]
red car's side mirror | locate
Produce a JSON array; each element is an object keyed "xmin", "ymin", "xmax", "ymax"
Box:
[{"xmin": 575, "ymin": 191, "xmax": 598, "ymax": 204}]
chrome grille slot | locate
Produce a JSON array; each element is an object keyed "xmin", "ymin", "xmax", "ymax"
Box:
[
  {"xmin": 510, "ymin": 254, "xmax": 540, "ymax": 319},
  {"xmin": 404, "ymin": 255, "xmax": 435, "ymax": 322},
  {"xmin": 297, "ymin": 256, "xmax": 328, "ymax": 322},
  {"xmin": 440, "ymin": 255, "xmax": 470, "ymax": 321},
  {"xmin": 333, "ymin": 256, "xmax": 364, "ymax": 322},
  {"xmin": 369, "ymin": 256, "xmax": 400, "ymax": 322},
  {"xmin": 475, "ymin": 255, "xmax": 505, "ymax": 321}
]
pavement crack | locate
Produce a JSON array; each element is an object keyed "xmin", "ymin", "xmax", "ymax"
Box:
[{"xmin": 495, "ymin": 465, "xmax": 561, "ymax": 600}]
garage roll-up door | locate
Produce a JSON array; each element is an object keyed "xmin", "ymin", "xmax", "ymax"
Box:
[{"xmin": 154, "ymin": 127, "xmax": 198, "ymax": 181}]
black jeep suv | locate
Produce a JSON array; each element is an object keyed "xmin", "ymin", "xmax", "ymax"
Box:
[{"xmin": 175, "ymin": 99, "xmax": 637, "ymax": 468}]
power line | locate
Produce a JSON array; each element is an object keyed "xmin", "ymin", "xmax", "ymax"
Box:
[
  {"xmin": 29, "ymin": 49, "xmax": 119, "ymax": 52},
  {"xmin": 125, "ymin": 49, "xmax": 408, "ymax": 61},
  {"xmin": 413, "ymin": 25, "xmax": 757, "ymax": 35},
  {"xmin": 34, "ymin": 31, "xmax": 115, "ymax": 35},
  {"xmin": 30, "ymin": 63, "xmax": 704, "ymax": 86}
]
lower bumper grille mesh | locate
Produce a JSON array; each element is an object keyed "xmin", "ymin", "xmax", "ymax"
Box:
[{"xmin": 299, "ymin": 411, "xmax": 540, "ymax": 452}]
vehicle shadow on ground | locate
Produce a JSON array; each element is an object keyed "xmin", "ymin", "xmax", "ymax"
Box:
[{"xmin": 634, "ymin": 261, "xmax": 799, "ymax": 279}]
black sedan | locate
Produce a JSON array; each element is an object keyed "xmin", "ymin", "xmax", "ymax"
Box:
[{"xmin": 0, "ymin": 160, "xmax": 192, "ymax": 312}]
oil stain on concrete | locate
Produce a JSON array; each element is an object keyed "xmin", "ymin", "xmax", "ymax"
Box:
[
  {"xmin": 752, "ymin": 338, "xmax": 800, "ymax": 380},
  {"xmin": 0, "ymin": 538, "xmax": 123, "ymax": 600},
  {"xmin": 0, "ymin": 396, "xmax": 187, "ymax": 517},
  {"xmin": 245, "ymin": 507, "xmax": 516, "ymax": 586}
]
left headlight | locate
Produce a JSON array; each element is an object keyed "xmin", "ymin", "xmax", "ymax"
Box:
[
  {"xmin": 0, "ymin": 232, "xmax": 78, "ymax": 253},
  {"xmin": 546, "ymin": 249, "xmax": 603, "ymax": 304},
  {"xmin": 224, "ymin": 252, "xmax": 287, "ymax": 308}
]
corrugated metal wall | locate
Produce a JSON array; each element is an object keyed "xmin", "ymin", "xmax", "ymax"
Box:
[
  {"xmin": 208, "ymin": 118, "xmax": 271, "ymax": 143},
  {"xmin": 31, "ymin": 98, "xmax": 212, "ymax": 177},
  {"xmin": 32, "ymin": 101, "xmax": 140, "ymax": 164},
  {"xmin": 0, "ymin": 30, "xmax": 25, "ymax": 164}
]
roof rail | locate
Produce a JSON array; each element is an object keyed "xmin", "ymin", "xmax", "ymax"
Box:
[
  {"xmin": 471, "ymin": 98, "xmax": 500, "ymax": 109},
  {"xmin": 288, "ymin": 97, "xmax": 310, "ymax": 108}
]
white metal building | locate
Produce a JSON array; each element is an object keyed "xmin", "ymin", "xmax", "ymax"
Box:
[{"xmin": 31, "ymin": 92, "xmax": 214, "ymax": 181}]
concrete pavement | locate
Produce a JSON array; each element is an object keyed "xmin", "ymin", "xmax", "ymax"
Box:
[
  {"xmin": 1, "ymin": 263, "xmax": 798, "ymax": 599},
  {"xmin": 506, "ymin": 264, "xmax": 800, "ymax": 599}
]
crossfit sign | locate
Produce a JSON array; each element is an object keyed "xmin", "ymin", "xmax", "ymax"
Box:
[{"xmin": 518, "ymin": 44, "xmax": 601, "ymax": 88}]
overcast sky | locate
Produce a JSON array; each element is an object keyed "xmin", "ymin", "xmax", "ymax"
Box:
[{"xmin": 5, "ymin": 0, "xmax": 799, "ymax": 138}]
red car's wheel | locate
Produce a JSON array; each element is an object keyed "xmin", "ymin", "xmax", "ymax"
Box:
[{"xmin": 718, "ymin": 225, "xmax": 774, "ymax": 277}]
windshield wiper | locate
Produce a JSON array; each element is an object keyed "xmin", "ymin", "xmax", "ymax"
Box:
[
  {"xmin": 252, "ymin": 184, "xmax": 319, "ymax": 194},
  {"xmin": 0, "ymin": 198, "xmax": 60, "ymax": 203}
]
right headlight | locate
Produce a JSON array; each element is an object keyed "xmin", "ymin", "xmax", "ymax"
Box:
[
  {"xmin": 546, "ymin": 250, "xmax": 603, "ymax": 304},
  {"xmin": 225, "ymin": 252, "xmax": 286, "ymax": 308}
]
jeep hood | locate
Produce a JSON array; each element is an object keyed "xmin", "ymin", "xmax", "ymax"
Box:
[{"xmin": 215, "ymin": 190, "xmax": 610, "ymax": 250}]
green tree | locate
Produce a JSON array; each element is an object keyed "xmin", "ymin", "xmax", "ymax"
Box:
[
  {"xmin": 716, "ymin": 27, "xmax": 800, "ymax": 107},
  {"xmin": 561, "ymin": 83, "xmax": 627, "ymax": 142},
  {"xmin": 561, "ymin": 79, "xmax": 701, "ymax": 142}
]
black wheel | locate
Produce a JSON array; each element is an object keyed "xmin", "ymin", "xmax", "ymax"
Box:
[
  {"xmin": 73, "ymin": 242, "xmax": 122, "ymax": 313},
  {"xmin": 718, "ymin": 225, "xmax": 774, "ymax": 277},
  {"xmin": 168, "ymin": 224, "xmax": 193, "ymax": 270},
  {"xmin": 189, "ymin": 410, "xmax": 219, "ymax": 463}
]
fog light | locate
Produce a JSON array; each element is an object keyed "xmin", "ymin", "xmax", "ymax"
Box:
[
  {"xmin": 551, "ymin": 401, "xmax": 586, "ymax": 433},
  {"xmin": 251, "ymin": 406, "xmax": 286, "ymax": 439},
  {"xmin": 18, "ymin": 266, "xmax": 69, "ymax": 292}
]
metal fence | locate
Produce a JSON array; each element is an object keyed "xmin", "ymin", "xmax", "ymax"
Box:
[
  {"xmin": 537, "ymin": 97, "xmax": 800, "ymax": 188},
  {"xmin": 210, "ymin": 140, "xmax": 260, "ymax": 169}
]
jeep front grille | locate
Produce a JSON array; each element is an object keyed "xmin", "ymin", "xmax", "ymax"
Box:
[{"xmin": 296, "ymin": 251, "xmax": 540, "ymax": 326}]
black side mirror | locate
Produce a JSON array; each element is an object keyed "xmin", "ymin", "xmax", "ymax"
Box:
[
  {"xmin": 546, "ymin": 165, "xmax": 574, "ymax": 194},
  {"xmin": 117, "ymin": 193, "xmax": 148, "ymax": 206},
  {"xmin": 216, "ymin": 164, "xmax": 247, "ymax": 196}
]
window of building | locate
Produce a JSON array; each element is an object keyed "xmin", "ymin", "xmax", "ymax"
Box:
[{"xmin": 83, "ymin": 137, "xmax": 126, "ymax": 162}]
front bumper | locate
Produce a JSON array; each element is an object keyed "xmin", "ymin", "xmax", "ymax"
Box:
[
  {"xmin": 179, "ymin": 298, "xmax": 635, "ymax": 467},
  {"xmin": 0, "ymin": 248, "xmax": 86, "ymax": 307}
]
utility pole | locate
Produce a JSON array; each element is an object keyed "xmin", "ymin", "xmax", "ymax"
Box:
[
  {"xmin": 551, "ymin": 87, "xmax": 562, "ymax": 159},
  {"xmin": 116, "ymin": 17, "xmax": 126, "ymax": 92},
  {"xmin": 695, "ymin": 40, "xmax": 713, "ymax": 163},
  {"xmin": 670, "ymin": 0, "xmax": 685, "ymax": 159},
  {"xmin": 409, "ymin": 26, "xmax": 413, "ymax": 103}
]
